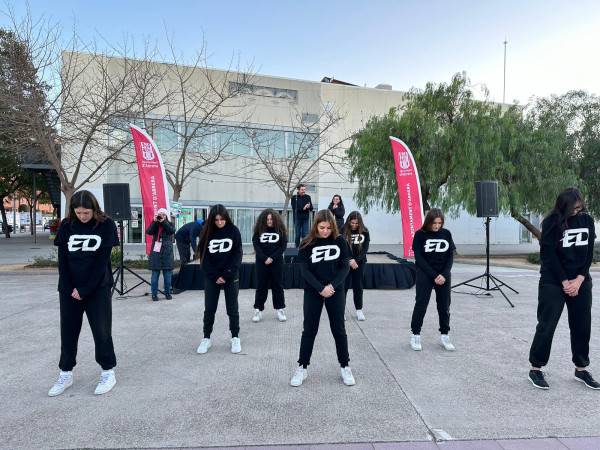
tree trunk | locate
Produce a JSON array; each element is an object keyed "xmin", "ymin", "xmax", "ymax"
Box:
[
  {"xmin": 0, "ymin": 203, "xmax": 10, "ymax": 238},
  {"xmin": 510, "ymin": 210, "xmax": 541, "ymax": 241}
]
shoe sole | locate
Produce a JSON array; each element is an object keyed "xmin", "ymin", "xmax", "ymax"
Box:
[
  {"xmin": 411, "ymin": 344, "xmax": 422, "ymax": 351},
  {"xmin": 574, "ymin": 376, "xmax": 600, "ymax": 389},
  {"xmin": 528, "ymin": 375, "xmax": 549, "ymax": 390},
  {"xmin": 441, "ymin": 345, "xmax": 455, "ymax": 351},
  {"xmin": 343, "ymin": 379, "xmax": 356, "ymax": 386},
  {"xmin": 231, "ymin": 348, "xmax": 241, "ymax": 354}
]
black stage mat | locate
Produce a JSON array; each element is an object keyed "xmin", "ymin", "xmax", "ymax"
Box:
[{"xmin": 172, "ymin": 252, "xmax": 416, "ymax": 292}]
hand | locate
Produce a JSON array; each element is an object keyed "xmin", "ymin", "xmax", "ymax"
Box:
[
  {"xmin": 333, "ymin": 204, "xmax": 338, "ymax": 209},
  {"xmin": 349, "ymin": 259, "xmax": 358, "ymax": 269},
  {"xmin": 265, "ymin": 257, "xmax": 273, "ymax": 265},
  {"xmin": 216, "ymin": 277, "xmax": 226, "ymax": 284},
  {"xmin": 304, "ymin": 203, "xmax": 310, "ymax": 210},
  {"xmin": 564, "ymin": 276, "xmax": 583, "ymax": 297},
  {"xmin": 320, "ymin": 284, "xmax": 335, "ymax": 298},
  {"xmin": 71, "ymin": 288, "xmax": 82, "ymax": 300},
  {"xmin": 434, "ymin": 274, "xmax": 446, "ymax": 285}
]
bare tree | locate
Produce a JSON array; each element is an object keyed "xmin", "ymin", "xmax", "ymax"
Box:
[
  {"xmin": 241, "ymin": 100, "xmax": 352, "ymax": 216},
  {"xmin": 133, "ymin": 34, "xmax": 256, "ymax": 201},
  {"xmin": 0, "ymin": 4, "xmax": 168, "ymax": 207}
]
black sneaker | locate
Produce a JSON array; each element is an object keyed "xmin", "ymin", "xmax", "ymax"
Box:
[
  {"xmin": 574, "ymin": 370, "xmax": 600, "ymax": 389},
  {"xmin": 152, "ymin": 294, "xmax": 159, "ymax": 301},
  {"xmin": 165, "ymin": 293, "xmax": 173, "ymax": 300},
  {"xmin": 528, "ymin": 370, "xmax": 549, "ymax": 389}
]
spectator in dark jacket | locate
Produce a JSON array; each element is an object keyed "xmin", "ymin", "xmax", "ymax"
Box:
[
  {"xmin": 146, "ymin": 208, "xmax": 175, "ymax": 301},
  {"xmin": 175, "ymin": 219, "xmax": 204, "ymax": 265},
  {"xmin": 291, "ymin": 184, "xmax": 313, "ymax": 248},
  {"xmin": 328, "ymin": 194, "xmax": 345, "ymax": 230}
]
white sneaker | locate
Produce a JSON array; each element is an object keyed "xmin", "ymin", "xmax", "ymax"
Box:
[
  {"xmin": 197, "ymin": 338, "xmax": 212, "ymax": 354},
  {"xmin": 48, "ymin": 371, "xmax": 73, "ymax": 397},
  {"xmin": 231, "ymin": 337, "xmax": 242, "ymax": 354},
  {"xmin": 290, "ymin": 366, "xmax": 307, "ymax": 387},
  {"xmin": 94, "ymin": 369, "xmax": 116, "ymax": 395},
  {"xmin": 252, "ymin": 309, "xmax": 262, "ymax": 322},
  {"xmin": 410, "ymin": 334, "xmax": 422, "ymax": 351},
  {"xmin": 356, "ymin": 310, "xmax": 365, "ymax": 321},
  {"xmin": 341, "ymin": 366, "xmax": 356, "ymax": 386},
  {"xmin": 277, "ymin": 309, "xmax": 287, "ymax": 322},
  {"xmin": 440, "ymin": 334, "xmax": 455, "ymax": 351}
]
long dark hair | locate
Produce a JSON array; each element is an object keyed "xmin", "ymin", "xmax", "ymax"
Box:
[
  {"xmin": 68, "ymin": 190, "xmax": 107, "ymax": 228},
  {"xmin": 253, "ymin": 208, "xmax": 287, "ymax": 236},
  {"xmin": 299, "ymin": 209, "xmax": 338, "ymax": 249},
  {"xmin": 196, "ymin": 204, "xmax": 234, "ymax": 264},
  {"xmin": 543, "ymin": 187, "xmax": 586, "ymax": 234},
  {"xmin": 343, "ymin": 211, "xmax": 368, "ymax": 254},
  {"xmin": 420, "ymin": 208, "xmax": 444, "ymax": 232},
  {"xmin": 328, "ymin": 194, "xmax": 344, "ymax": 208}
]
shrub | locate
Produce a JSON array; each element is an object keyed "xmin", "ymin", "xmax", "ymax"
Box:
[{"xmin": 527, "ymin": 252, "xmax": 541, "ymax": 264}]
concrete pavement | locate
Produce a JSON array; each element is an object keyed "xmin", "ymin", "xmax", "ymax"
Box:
[{"xmin": 1, "ymin": 235, "xmax": 599, "ymax": 449}]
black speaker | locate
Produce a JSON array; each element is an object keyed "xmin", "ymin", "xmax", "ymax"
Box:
[
  {"xmin": 284, "ymin": 247, "xmax": 299, "ymax": 264},
  {"xmin": 475, "ymin": 181, "xmax": 499, "ymax": 217},
  {"xmin": 103, "ymin": 183, "xmax": 131, "ymax": 220}
]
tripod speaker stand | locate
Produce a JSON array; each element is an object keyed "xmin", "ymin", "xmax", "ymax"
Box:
[
  {"xmin": 451, "ymin": 217, "xmax": 517, "ymax": 307},
  {"xmin": 112, "ymin": 220, "xmax": 155, "ymax": 297}
]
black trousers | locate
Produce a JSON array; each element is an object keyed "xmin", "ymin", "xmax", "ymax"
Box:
[
  {"xmin": 344, "ymin": 263, "xmax": 366, "ymax": 310},
  {"xmin": 203, "ymin": 274, "xmax": 240, "ymax": 338},
  {"xmin": 254, "ymin": 257, "xmax": 286, "ymax": 310},
  {"xmin": 298, "ymin": 288, "xmax": 349, "ymax": 367},
  {"xmin": 58, "ymin": 286, "xmax": 116, "ymax": 371},
  {"xmin": 176, "ymin": 237, "xmax": 191, "ymax": 265},
  {"xmin": 410, "ymin": 269, "xmax": 451, "ymax": 335},
  {"xmin": 529, "ymin": 280, "xmax": 592, "ymax": 368}
]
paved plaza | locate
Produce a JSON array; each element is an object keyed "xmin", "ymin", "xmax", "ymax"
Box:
[{"xmin": 1, "ymin": 234, "xmax": 599, "ymax": 449}]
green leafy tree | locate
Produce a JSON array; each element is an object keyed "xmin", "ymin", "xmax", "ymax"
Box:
[
  {"xmin": 348, "ymin": 72, "xmax": 579, "ymax": 239},
  {"xmin": 348, "ymin": 72, "xmax": 502, "ymax": 213}
]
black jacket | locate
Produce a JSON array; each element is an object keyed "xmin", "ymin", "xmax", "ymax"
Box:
[
  {"xmin": 146, "ymin": 219, "xmax": 175, "ymax": 270},
  {"xmin": 291, "ymin": 193, "xmax": 313, "ymax": 220}
]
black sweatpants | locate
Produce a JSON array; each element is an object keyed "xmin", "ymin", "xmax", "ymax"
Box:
[
  {"xmin": 529, "ymin": 280, "xmax": 592, "ymax": 368},
  {"xmin": 176, "ymin": 237, "xmax": 191, "ymax": 265},
  {"xmin": 298, "ymin": 288, "xmax": 349, "ymax": 367},
  {"xmin": 410, "ymin": 269, "xmax": 451, "ymax": 335},
  {"xmin": 203, "ymin": 274, "xmax": 240, "ymax": 338},
  {"xmin": 58, "ymin": 286, "xmax": 116, "ymax": 371},
  {"xmin": 254, "ymin": 256, "xmax": 286, "ymax": 311},
  {"xmin": 344, "ymin": 263, "xmax": 366, "ymax": 310}
]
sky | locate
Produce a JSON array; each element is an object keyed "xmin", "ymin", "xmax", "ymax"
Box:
[{"xmin": 2, "ymin": 0, "xmax": 600, "ymax": 105}]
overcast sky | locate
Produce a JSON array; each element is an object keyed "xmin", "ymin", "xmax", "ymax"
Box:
[{"xmin": 2, "ymin": 0, "xmax": 600, "ymax": 105}]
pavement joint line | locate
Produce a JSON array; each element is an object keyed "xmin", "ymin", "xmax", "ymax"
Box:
[
  {"xmin": 345, "ymin": 305, "xmax": 438, "ymax": 444},
  {"xmin": 0, "ymin": 297, "xmax": 58, "ymax": 321}
]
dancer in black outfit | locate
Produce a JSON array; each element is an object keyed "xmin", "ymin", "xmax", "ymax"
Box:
[
  {"xmin": 528, "ymin": 187, "xmax": 599, "ymax": 390},
  {"xmin": 49, "ymin": 190, "xmax": 119, "ymax": 396},
  {"xmin": 290, "ymin": 210, "xmax": 354, "ymax": 387},
  {"xmin": 252, "ymin": 208, "xmax": 288, "ymax": 323},
  {"xmin": 195, "ymin": 205, "xmax": 243, "ymax": 355},
  {"xmin": 342, "ymin": 211, "xmax": 370, "ymax": 321},
  {"xmin": 328, "ymin": 194, "xmax": 345, "ymax": 230},
  {"xmin": 410, "ymin": 208, "xmax": 456, "ymax": 352}
]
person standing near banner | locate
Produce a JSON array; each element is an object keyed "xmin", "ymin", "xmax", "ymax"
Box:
[
  {"xmin": 146, "ymin": 208, "xmax": 175, "ymax": 301},
  {"xmin": 291, "ymin": 184, "xmax": 313, "ymax": 248},
  {"xmin": 195, "ymin": 205, "xmax": 243, "ymax": 355},
  {"xmin": 252, "ymin": 208, "xmax": 288, "ymax": 323},
  {"xmin": 290, "ymin": 210, "xmax": 353, "ymax": 387},
  {"xmin": 175, "ymin": 219, "xmax": 204, "ymax": 265},
  {"xmin": 48, "ymin": 190, "xmax": 119, "ymax": 397},
  {"xmin": 528, "ymin": 187, "xmax": 599, "ymax": 390},
  {"xmin": 342, "ymin": 211, "xmax": 370, "ymax": 321},
  {"xmin": 410, "ymin": 208, "xmax": 456, "ymax": 352},
  {"xmin": 328, "ymin": 194, "xmax": 346, "ymax": 230}
]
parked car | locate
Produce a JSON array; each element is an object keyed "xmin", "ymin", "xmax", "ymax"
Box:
[
  {"xmin": 43, "ymin": 222, "xmax": 50, "ymax": 230},
  {"xmin": 0, "ymin": 221, "xmax": 14, "ymax": 233}
]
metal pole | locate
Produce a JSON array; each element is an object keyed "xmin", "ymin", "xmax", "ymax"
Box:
[
  {"xmin": 33, "ymin": 173, "xmax": 37, "ymax": 243},
  {"xmin": 503, "ymin": 38, "xmax": 507, "ymax": 104}
]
